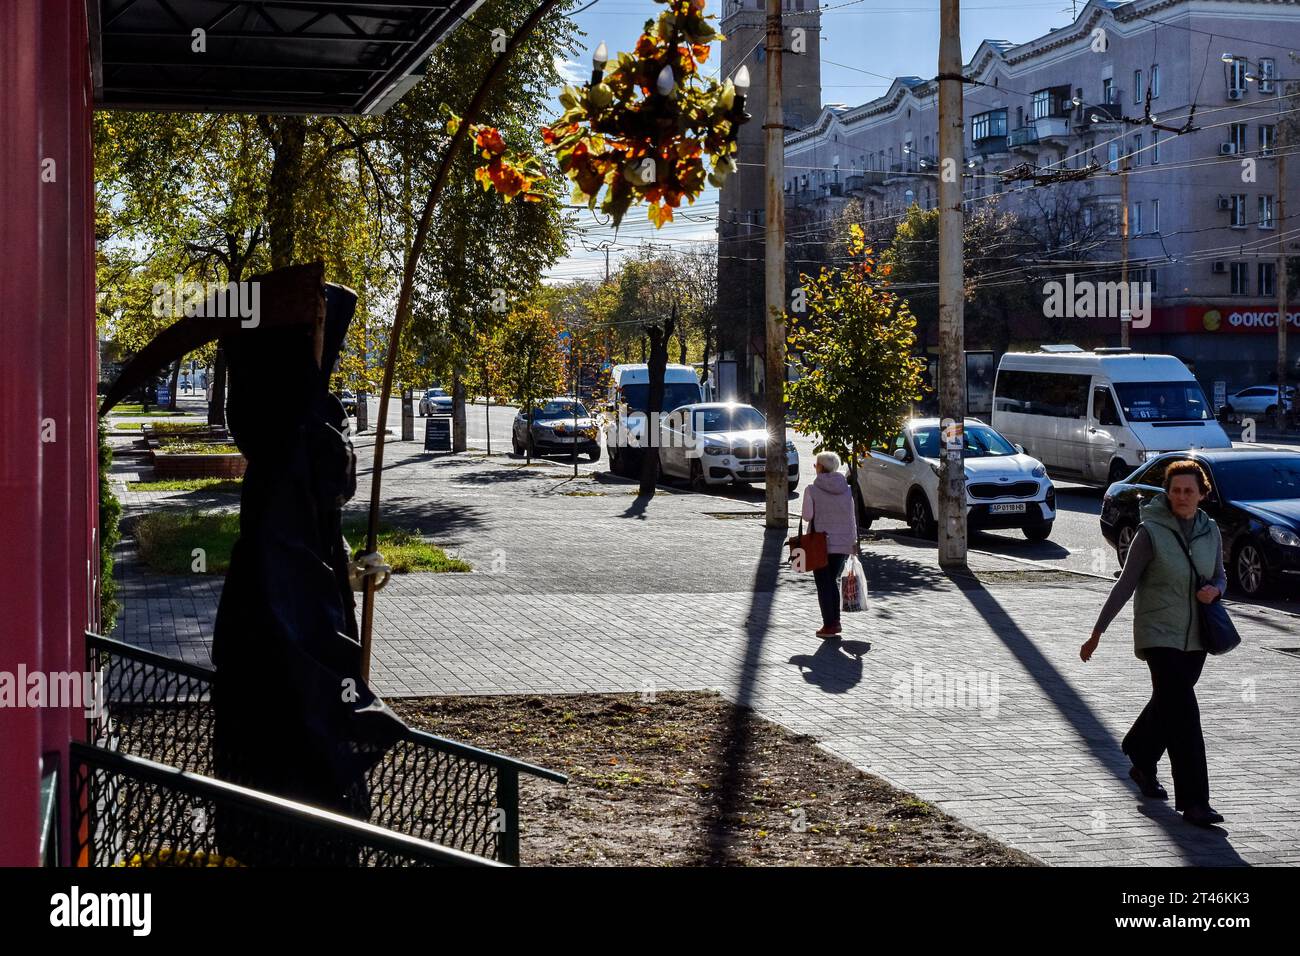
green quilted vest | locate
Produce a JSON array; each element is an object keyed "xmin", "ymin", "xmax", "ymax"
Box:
[{"xmin": 1131, "ymin": 494, "xmax": 1219, "ymax": 659}]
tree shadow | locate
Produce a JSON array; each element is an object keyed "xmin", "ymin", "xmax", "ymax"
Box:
[
  {"xmin": 946, "ymin": 571, "xmax": 1248, "ymax": 865},
  {"xmin": 700, "ymin": 526, "xmax": 786, "ymax": 865}
]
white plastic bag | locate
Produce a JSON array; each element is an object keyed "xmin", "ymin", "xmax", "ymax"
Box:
[{"xmin": 840, "ymin": 554, "xmax": 868, "ymax": 613}]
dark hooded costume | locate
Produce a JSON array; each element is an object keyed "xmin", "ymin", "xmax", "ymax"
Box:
[{"xmin": 102, "ymin": 264, "xmax": 404, "ymax": 859}]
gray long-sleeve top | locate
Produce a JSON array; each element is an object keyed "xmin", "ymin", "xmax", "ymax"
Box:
[{"xmin": 1092, "ymin": 518, "xmax": 1228, "ymax": 635}]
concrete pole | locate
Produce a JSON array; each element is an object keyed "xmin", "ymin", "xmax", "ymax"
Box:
[
  {"xmin": 1120, "ymin": 154, "xmax": 1131, "ymax": 348},
  {"xmin": 937, "ymin": 0, "xmax": 967, "ymax": 569},
  {"xmin": 1277, "ymin": 84, "xmax": 1290, "ymax": 432},
  {"xmin": 763, "ymin": 0, "xmax": 789, "ymax": 528}
]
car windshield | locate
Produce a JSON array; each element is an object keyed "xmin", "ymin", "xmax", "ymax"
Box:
[
  {"xmin": 691, "ymin": 406, "xmax": 766, "ymax": 432},
  {"xmin": 1213, "ymin": 457, "xmax": 1300, "ymax": 501},
  {"xmin": 1114, "ymin": 382, "xmax": 1212, "ymax": 422},
  {"xmin": 531, "ymin": 400, "xmax": 589, "ymax": 419},
  {"xmin": 620, "ymin": 382, "xmax": 702, "ymax": 413},
  {"xmin": 911, "ymin": 425, "xmax": 1017, "ymax": 458},
  {"xmin": 428, "ymin": 388, "xmax": 448, "ymax": 397}
]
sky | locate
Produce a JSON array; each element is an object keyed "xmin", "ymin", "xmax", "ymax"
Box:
[{"xmin": 543, "ymin": 0, "xmax": 1089, "ymax": 283}]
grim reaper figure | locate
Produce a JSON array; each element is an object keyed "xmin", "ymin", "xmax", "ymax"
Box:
[{"xmin": 101, "ymin": 264, "xmax": 403, "ymax": 848}]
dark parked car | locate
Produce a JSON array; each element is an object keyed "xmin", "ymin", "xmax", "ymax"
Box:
[
  {"xmin": 337, "ymin": 389, "xmax": 357, "ymax": 416},
  {"xmin": 512, "ymin": 397, "xmax": 600, "ymax": 461},
  {"xmin": 1099, "ymin": 448, "xmax": 1300, "ymax": 598}
]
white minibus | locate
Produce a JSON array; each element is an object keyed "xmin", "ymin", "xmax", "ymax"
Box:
[{"xmin": 991, "ymin": 347, "xmax": 1231, "ymax": 486}]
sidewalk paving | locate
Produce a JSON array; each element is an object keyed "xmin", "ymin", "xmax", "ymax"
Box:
[{"xmin": 109, "ymin": 432, "xmax": 1300, "ymax": 866}]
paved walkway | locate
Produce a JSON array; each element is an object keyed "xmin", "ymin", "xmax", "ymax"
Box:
[{"xmin": 109, "ymin": 431, "xmax": 1300, "ymax": 866}]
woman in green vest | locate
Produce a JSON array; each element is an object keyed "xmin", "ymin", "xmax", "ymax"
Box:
[{"xmin": 1081, "ymin": 460, "xmax": 1228, "ymax": 828}]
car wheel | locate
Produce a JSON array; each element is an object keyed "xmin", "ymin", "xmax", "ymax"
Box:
[
  {"xmin": 512, "ymin": 433, "xmax": 523, "ymax": 456},
  {"xmin": 1108, "ymin": 460, "xmax": 1131, "ymax": 486},
  {"xmin": 1265, "ymin": 405, "xmax": 1278, "ymax": 419},
  {"xmin": 907, "ymin": 492, "xmax": 936, "ymax": 540},
  {"xmin": 1023, "ymin": 521, "xmax": 1053, "ymax": 542},
  {"xmin": 1233, "ymin": 541, "xmax": 1269, "ymax": 597},
  {"xmin": 690, "ymin": 459, "xmax": 709, "ymax": 494},
  {"xmin": 1115, "ymin": 521, "xmax": 1137, "ymax": 567},
  {"xmin": 788, "ymin": 478, "xmax": 799, "ymax": 492},
  {"xmin": 588, "ymin": 446, "xmax": 601, "ymax": 463},
  {"xmin": 851, "ymin": 480, "xmax": 874, "ymax": 531}
]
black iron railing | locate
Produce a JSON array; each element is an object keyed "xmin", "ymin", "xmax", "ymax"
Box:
[
  {"xmin": 85, "ymin": 632, "xmax": 566, "ymax": 864},
  {"xmin": 71, "ymin": 744, "xmax": 501, "ymax": 867}
]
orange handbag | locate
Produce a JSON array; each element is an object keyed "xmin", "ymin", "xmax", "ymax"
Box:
[{"xmin": 788, "ymin": 517, "xmax": 828, "ymax": 572}]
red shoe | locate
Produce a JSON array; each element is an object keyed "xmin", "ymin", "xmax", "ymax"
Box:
[{"xmin": 816, "ymin": 625, "xmax": 840, "ymax": 639}]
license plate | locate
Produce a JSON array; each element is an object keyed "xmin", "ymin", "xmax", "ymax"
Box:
[{"xmin": 989, "ymin": 502, "xmax": 1026, "ymax": 514}]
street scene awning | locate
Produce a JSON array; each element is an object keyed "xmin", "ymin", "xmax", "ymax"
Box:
[{"xmin": 89, "ymin": 0, "xmax": 484, "ymax": 114}]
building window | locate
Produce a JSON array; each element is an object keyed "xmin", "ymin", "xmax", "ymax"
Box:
[
  {"xmin": 1231, "ymin": 193, "xmax": 1248, "ymax": 228},
  {"xmin": 1260, "ymin": 58, "xmax": 1276, "ymax": 93},
  {"xmin": 1107, "ymin": 142, "xmax": 1120, "ymax": 171},
  {"xmin": 1134, "ymin": 70, "xmax": 1143, "ymax": 103},
  {"xmin": 1230, "ymin": 123, "xmax": 1248, "ymax": 153},
  {"xmin": 1133, "ymin": 134, "xmax": 1143, "ymax": 166},
  {"xmin": 1107, "ymin": 205, "xmax": 1119, "ymax": 236},
  {"xmin": 1132, "ymin": 201, "xmax": 1142, "ymax": 234},
  {"xmin": 1151, "ymin": 198, "xmax": 1160, "ymax": 234},
  {"xmin": 1083, "ymin": 207, "xmax": 1093, "ymax": 228},
  {"xmin": 1151, "ymin": 64, "xmax": 1160, "ymax": 98},
  {"xmin": 1102, "ymin": 77, "xmax": 1115, "ymax": 104},
  {"xmin": 1260, "ymin": 194, "xmax": 1275, "ymax": 228},
  {"xmin": 1149, "ymin": 268, "xmax": 1160, "ymax": 294},
  {"xmin": 1259, "ymin": 262, "xmax": 1277, "ymax": 296},
  {"xmin": 1231, "ymin": 261, "xmax": 1249, "ymax": 295},
  {"xmin": 1031, "ymin": 89, "xmax": 1051, "ymax": 120},
  {"xmin": 1152, "ymin": 133, "xmax": 1160, "ymax": 164},
  {"xmin": 1260, "ymin": 124, "xmax": 1276, "ymax": 156},
  {"xmin": 1228, "ymin": 56, "xmax": 1247, "ymax": 92},
  {"xmin": 972, "ymin": 109, "xmax": 1007, "ymax": 142}
]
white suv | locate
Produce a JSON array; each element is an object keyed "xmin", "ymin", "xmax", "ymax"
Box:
[
  {"xmin": 656, "ymin": 402, "xmax": 799, "ymax": 492},
  {"xmin": 853, "ymin": 418, "xmax": 1057, "ymax": 542}
]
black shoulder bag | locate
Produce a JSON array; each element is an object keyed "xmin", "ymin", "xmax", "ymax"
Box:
[{"xmin": 1172, "ymin": 532, "xmax": 1241, "ymax": 656}]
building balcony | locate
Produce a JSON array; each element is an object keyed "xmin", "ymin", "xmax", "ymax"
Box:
[
  {"xmin": 1033, "ymin": 116, "xmax": 1070, "ymax": 140},
  {"xmin": 1008, "ymin": 126, "xmax": 1038, "ymax": 148},
  {"xmin": 972, "ymin": 135, "xmax": 1009, "ymax": 157}
]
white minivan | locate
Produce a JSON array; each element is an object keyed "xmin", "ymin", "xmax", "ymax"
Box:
[
  {"xmin": 604, "ymin": 363, "xmax": 705, "ymax": 476},
  {"xmin": 991, "ymin": 347, "xmax": 1232, "ymax": 486}
]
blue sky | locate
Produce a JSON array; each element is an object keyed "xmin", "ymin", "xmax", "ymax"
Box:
[{"xmin": 544, "ymin": 0, "xmax": 1087, "ymax": 282}]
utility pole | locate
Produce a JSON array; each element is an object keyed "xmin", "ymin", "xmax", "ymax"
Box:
[
  {"xmin": 1120, "ymin": 153, "xmax": 1131, "ymax": 348},
  {"xmin": 1276, "ymin": 82, "xmax": 1291, "ymax": 432},
  {"xmin": 763, "ymin": 0, "xmax": 789, "ymax": 528},
  {"xmin": 936, "ymin": 0, "xmax": 967, "ymax": 569}
]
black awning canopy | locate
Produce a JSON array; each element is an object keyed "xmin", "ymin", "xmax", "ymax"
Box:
[{"xmin": 90, "ymin": 0, "xmax": 485, "ymax": 114}]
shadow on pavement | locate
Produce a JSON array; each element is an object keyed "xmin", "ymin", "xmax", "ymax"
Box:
[
  {"xmin": 701, "ymin": 526, "xmax": 786, "ymax": 865},
  {"xmin": 947, "ymin": 571, "xmax": 1247, "ymax": 865},
  {"xmin": 788, "ymin": 639, "xmax": 871, "ymax": 694}
]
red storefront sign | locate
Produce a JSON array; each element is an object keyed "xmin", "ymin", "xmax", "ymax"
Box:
[{"xmin": 1146, "ymin": 304, "xmax": 1300, "ymax": 335}]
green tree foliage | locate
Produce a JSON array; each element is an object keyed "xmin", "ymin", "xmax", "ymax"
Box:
[
  {"xmin": 498, "ymin": 303, "xmax": 565, "ymax": 462},
  {"xmin": 97, "ymin": 418, "xmax": 122, "ymax": 633},
  {"xmin": 787, "ymin": 225, "xmax": 926, "ymax": 464}
]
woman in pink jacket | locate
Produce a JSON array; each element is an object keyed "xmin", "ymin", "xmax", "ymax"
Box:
[{"xmin": 800, "ymin": 451, "xmax": 859, "ymax": 638}]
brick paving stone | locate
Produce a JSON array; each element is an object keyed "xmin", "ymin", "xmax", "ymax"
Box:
[{"xmin": 106, "ymin": 432, "xmax": 1300, "ymax": 866}]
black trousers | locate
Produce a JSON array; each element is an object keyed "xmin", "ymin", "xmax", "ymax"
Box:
[
  {"xmin": 813, "ymin": 553, "xmax": 848, "ymax": 627},
  {"xmin": 1123, "ymin": 647, "xmax": 1210, "ymax": 809}
]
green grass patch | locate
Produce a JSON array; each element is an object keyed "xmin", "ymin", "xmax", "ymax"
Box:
[
  {"xmin": 134, "ymin": 510, "xmax": 469, "ymax": 575},
  {"xmin": 128, "ymin": 478, "xmax": 243, "ymax": 493},
  {"xmin": 149, "ymin": 421, "xmax": 213, "ymax": 435},
  {"xmin": 110, "ymin": 406, "xmax": 192, "ymax": 417},
  {"xmin": 154, "ymin": 440, "xmax": 241, "ymax": 455},
  {"xmin": 111, "ymin": 422, "xmax": 144, "ymax": 431}
]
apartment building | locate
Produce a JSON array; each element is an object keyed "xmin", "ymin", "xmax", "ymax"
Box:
[{"xmin": 781, "ymin": 0, "xmax": 1300, "ymax": 390}]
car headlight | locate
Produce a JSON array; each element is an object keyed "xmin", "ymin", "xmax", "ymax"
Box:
[
  {"xmin": 703, "ymin": 444, "xmax": 726, "ymax": 457},
  {"xmin": 1136, "ymin": 450, "xmax": 1150, "ymax": 462},
  {"xmin": 1032, "ymin": 463, "xmax": 1047, "ymax": 478},
  {"xmin": 1268, "ymin": 525, "xmax": 1300, "ymax": 547}
]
